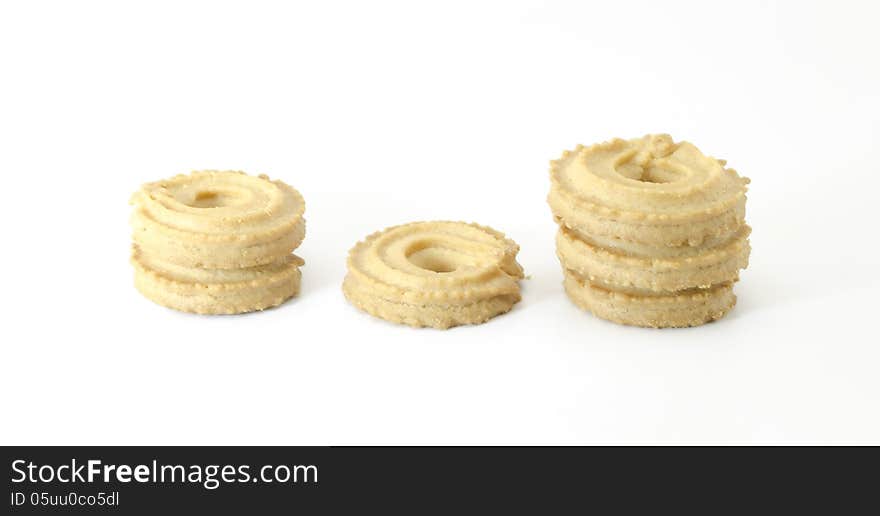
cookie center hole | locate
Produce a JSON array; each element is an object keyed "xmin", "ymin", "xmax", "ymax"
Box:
[
  {"xmin": 638, "ymin": 166, "xmax": 680, "ymax": 183},
  {"xmin": 190, "ymin": 190, "xmax": 229, "ymax": 208},
  {"xmin": 615, "ymin": 160, "xmax": 683, "ymax": 184},
  {"xmin": 406, "ymin": 246, "xmax": 466, "ymax": 273}
]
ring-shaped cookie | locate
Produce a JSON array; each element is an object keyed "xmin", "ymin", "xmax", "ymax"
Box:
[
  {"xmin": 130, "ymin": 170, "xmax": 306, "ymax": 269},
  {"xmin": 563, "ymin": 271, "xmax": 736, "ymax": 328},
  {"xmin": 343, "ymin": 221, "xmax": 524, "ymax": 329},
  {"xmin": 132, "ymin": 246, "xmax": 303, "ymax": 315},
  {"xmin": 556, "ymin": 225, "xmax": 751, "ymax": 292},
  {"xmin": 548, "ymin": 134, "xmax": 749, "ymax": 247}
]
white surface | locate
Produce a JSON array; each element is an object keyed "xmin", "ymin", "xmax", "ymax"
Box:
[{"xmin": 1, "ymin": 0, "xmax": 878, "ymax": 445}]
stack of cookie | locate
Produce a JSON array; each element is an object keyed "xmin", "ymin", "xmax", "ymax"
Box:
[
  {"xmin": 130, "ymin": 170, "xmax": 306, "ymax": 314},
  {"xmin": 343, "ymin": 221, "xmax": 524, "ymax": 329},
  {"xmin": 548, "ymin": 134, "xmax": 751, "ymax": 327}
]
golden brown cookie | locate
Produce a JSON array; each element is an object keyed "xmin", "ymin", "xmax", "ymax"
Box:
[{"xmin": 343, "ymin": 221, "xmax": 524, "ymax": 329}]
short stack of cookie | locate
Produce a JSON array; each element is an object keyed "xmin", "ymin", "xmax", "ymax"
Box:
[
  {"xmin": 548, "ymin": 134, "xmax": 751, "ymax": 328},
  {"xmin": 129, "ymin": 170, "xmax": 306, "ymax": 314}
]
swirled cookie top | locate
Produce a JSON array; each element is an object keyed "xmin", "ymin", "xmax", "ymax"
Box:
[
  {"xmin": 131, "ymin": 170, "xmax": 305, "ymax": 237},
  {"xmin": 550, "ymin": 134, "xmax": 749, "ymax": 218},
  {"xmin": 347, "ymin": 221, "xmax": 524, "ymax": 303}
]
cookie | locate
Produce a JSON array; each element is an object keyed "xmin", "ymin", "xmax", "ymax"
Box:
[
  {"xmin": 130, "ymin": 170, "xmax": 306, "ymax": 269},
  {"xmin": 132, "ymin": 246, "xmax": 303, "ymax": 315},
  {"xmin": 343, "ymin": 221, "xmax": 524, "ymax": 329},
  {"xmin": 556, "ymin": 225, "xmax": 750, "ymax": 292},
  {"xmin": 563, "ymin": 271, "xmax": 736, "ymax": 328},
  {"xmin": 548, "ymin": 134, "xmax": 749, "ymax": 247}
]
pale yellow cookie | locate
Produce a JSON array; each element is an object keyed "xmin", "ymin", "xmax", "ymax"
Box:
[
  {"xmin": 563, "ymin": 271, "xmax": 736, "ymax": 328},
  {"xmin": 556, "ymin": 225, "xmax": 750, "ymax": 292},
  {"xmin": 343, "ymin": 276, "xmax": 520, "ymax": 329},
  {"xmin": 130, "ymin": 170, "xmax": 306, "ymax": 269},
  {"xmin": 548, "ymin": 134, "xmax": 749, "ymax": 247},
  {"xmin": 132, "ymin": 246, "xmax": 303, "ymax": 314},
  {"xmin": 343, "ymin": 221, "xmax": 524, "ymax": 329}
]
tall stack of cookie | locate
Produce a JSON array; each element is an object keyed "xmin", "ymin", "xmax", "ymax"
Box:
[
  {"xmin": 548, "ymin": 134, "xmax": 750, "ymax": 327},
  {"xmin": 129, "ymin": 170, "xmax": 306, "ymax": 314}
]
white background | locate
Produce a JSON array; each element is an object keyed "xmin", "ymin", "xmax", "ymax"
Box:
[{"xmin": 1, "ymin": 0, "xmax": 878, "ymax": 445}]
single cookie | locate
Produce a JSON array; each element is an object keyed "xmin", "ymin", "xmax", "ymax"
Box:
[
  {"xmin": 548, "ymin": 134, "xmax": 749, "ymax": 247},
  {"xmin": 563, "ymin": 271, "xmax": 736, "ymax": 328},
  {"xmin": 132, "ymin": 246, "xmax": 303, "ymax": 315},
  {"xmin": 131, "ymin": 170, "xmax": 306, "ymax": 269},
  {"xmin": 343, "ymin": 221, "xmax": 524, "ymax": 329},
  {"xmin": 556, "ymin": 225, "xmax": 751, "ymax": 292},
  {"xmin": 343, "ymin": 276, "xmax": 520, "ymax": 329}
]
